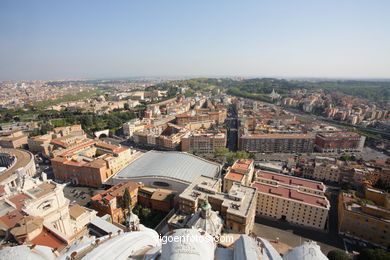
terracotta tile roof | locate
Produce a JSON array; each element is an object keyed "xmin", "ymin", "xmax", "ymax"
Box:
[
  {"xmin": 225, "ymin": 171, "xmax": 244, "ymax": 182},
  {"xmin": 256, "ymin": 171, "xmax": 324, "ymax": 191},
  {"xmin": 252, "ymin": 182, "xmax": 329, "ymax": 208},
  {"xmin": 91, "ymin": 182, "xmax": 143, "ymax": 203},
  {"xmin": 114, "ymin": 147, "xmax": 128, "ymax": 153}
]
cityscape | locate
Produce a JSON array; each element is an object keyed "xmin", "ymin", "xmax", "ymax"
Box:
[{"xmin": 1, "ymin": 1, "xmax": 390, "ymax": 260}]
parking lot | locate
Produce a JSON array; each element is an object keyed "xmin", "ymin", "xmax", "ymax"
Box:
[{"xmin": 63, "ymin": 185, "xmax": 105, "ymax": 206}]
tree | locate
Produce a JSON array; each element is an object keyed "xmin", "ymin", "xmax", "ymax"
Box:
[
  {"xmin": 215, "ymin": 147, "xmax": 229, "ymax": 157},
  {"xmin": 124, "ymin": 103, "xmax": 130, "ymax": 110},
  {"xmin": 249, "ymin": 153, "xmax": 256, "ymax": 159},
  {"xmin": 357, "ymin": 249, "xmax": 390, "ymax": 260},
  {"xmin": 327, "ymin": 250, "xmax": 351, "ymax": 260},
  {"xmin": 235, "ymin": 151, "xmax": 250, "ymax": 159},
  {"xmin": 141, "ymin": 207, "xmax": 151, "ymax": 218},
  {"xmin": 122, "ymin": 188, "xmax": 131, "ymax": 210}
]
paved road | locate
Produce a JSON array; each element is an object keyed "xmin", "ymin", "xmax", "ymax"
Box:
[{"xmin": 226, "ymin": 104, "xmax": 238, "ymax": 152}]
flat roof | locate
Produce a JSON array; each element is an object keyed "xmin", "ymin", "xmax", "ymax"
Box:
[
  {"xmin": 241, "ymin": 134, "xmax": 314, "ymax": 139},
  {"xmin": 179, "ymin": 175, "xmax": 257, "ymax": 218},
  {"xmin": 114, "ymin": 151, "xmax": 221, "ymax": 183},
  {"xmin": 317, "ymin": 131, "xmax": 360, "ymax": 138}
]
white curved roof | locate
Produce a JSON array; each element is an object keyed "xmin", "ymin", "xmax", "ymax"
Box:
[
  {"xmin": 82, "ymin": 227, "xmax": 161, "ymax": 260},
  {"xmin": 0, "ymin": 245, "xmax": 58, "ymax": 260},
  {"xmin": 114, "ymin": 151, "xmax": 221, "ymax": 183},
  {"xmin": 161, "ymin": 228, "xmax": 215, "ymax": 260},
  {"xmin": 283, "ymin": 241, "xmax": 328, "ymax": 260}
]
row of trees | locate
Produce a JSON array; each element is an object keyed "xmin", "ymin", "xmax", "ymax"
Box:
[{"xmin": 214, "ymin": 147, "xmax": 255, "ymax": 164}]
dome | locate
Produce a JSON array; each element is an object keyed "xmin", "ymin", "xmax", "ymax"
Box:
[
  {"xmin": 161, "ymin": 228, "xmax": 215, "ymax": 260},
  {"xmin": 186, "ymin": 197, "xmax": 223, "ymax": 237},
  {"xmin": 82, "ymin": 227, "xmax": 161, "ymax": 260},
  {"xmin": 283, "ymin": 241, "xmax": 328, "ymax": 260},
  {"xmin": 0, "ymin": 245, "xmax": 58, "ymax": 260},
  {"xmin": 186, "ymin": 210, "xmax": 223, "ymax": 237}
]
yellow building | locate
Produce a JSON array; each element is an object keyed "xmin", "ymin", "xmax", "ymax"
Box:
[
  {"xmin": 338, "ymin": 189, "xmax": 390, "ymax": 248},
  {"xmin": 252, "ymin": 171, "xmax": 329, "ymax": 230}
]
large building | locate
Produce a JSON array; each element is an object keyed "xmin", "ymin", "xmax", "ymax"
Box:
[
  {"xmin": 0, "ymin": 130, "xmax": 28, "ymax": 148},
  {"xmin": 51, "ymin": 139, "xmax": 135, "ymax": 187},
  {"xmin": 133, "ymin": 123, "xmax": 187, "ymax": 150},
  {"xmin": 0, "ymin": 148, "xmax": 36, "ymax": 192},
  {"xmin": 171, "ymin": 175, "xmax": 257, "ymax": 234},
  {"xmin": 175, "ymin": 109, "xmax": 227, "ymax": 126},
  {"xmin": 238, "ymin": 134, "xmax": 315, "ymax": 153},
  {"xmin": 338, "ymin": 187, "xmax": 390, "ymax": 248},
  {"xmin": 181, "ymin": 130, "xmax": 227, "ymax": 153},
  {"xmin": 0, "ymin": 177, "xmax": 96, "ymax": 252},
  {"xmin": 223, "ymin": 159, "xmax": 255, "ymax": 193},
  {"xmin": 28, "ymin": 124, "xmax": 86, "ymax": 154},
  {"xmin": 90, "ymin": 181, "xmax": 143, "ymax": 223},
  {"xmin": 252, "ymin": 171, "xmax": 330, "ymax": 229},
  {"xmin": 315, "ymin": 131, "xmax": 365, "ymax": 153},
  {"xmin": 111, "ymin": 151, "xmax": 221, "ymax": 192}
]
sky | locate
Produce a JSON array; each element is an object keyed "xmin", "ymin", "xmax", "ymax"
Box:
[{"xmin": 0, "ymin": 0, "xmax": 389, "ymax": 80}]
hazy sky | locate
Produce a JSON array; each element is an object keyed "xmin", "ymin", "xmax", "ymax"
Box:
[{"xmin": 0, "ymin": 0, "xmax": 389, "ymax": 80}]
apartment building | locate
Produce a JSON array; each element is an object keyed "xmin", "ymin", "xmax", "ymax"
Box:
[
  {"xmin": 90, "ymin": 181, "xmax": 143, "ymax": 223},
  {"xmin": 238, "ymin": 133, "xmax": 315, "ymax": 153},
  {"xmin": 338, "ymin": 187, "xmax": 390, "ymax": 248},
  {"xmin": 366, "ymin": 160, "xmax": 390, "ymax": 189},
  {"xmin": 313, "ymin": 156, "xmax": 342, "ymax": 182},
  {"xmin": 174, "ymin": 175, "xmax": 257, "ymax": 234},
  {"xmin": 315, "ymin": 131, "xmax": 365, "ymax": 153},
  {"xmin": 133, "ymin": 123, "xmax": 187, "ymax": 150},
  {"xmin": 181, "ymin": 130, "xmax": 227, "ymax": 153},
  {"xmin": 252, "ymin": 171, "xmax": 330, "ymax": 229},
  {"xmin": 223, "ymin": 159, "xmax": 255, "ymax": 193}
]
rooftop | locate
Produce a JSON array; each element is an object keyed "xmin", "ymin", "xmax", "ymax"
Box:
[
  {"xmin": 91, "ymin": 182, "xmax": 143, "ymax": 203},
  {"xmin": 252, "ymin": 182, "xmax": 329, "ymax": 209},
  {"xmin": 180, "ymin": 175, "xmax": 257, "ymax": 218},
  {"xmin": 241, "ymin": 133, "xmax": 314, "ymax": 139},
  {"xmin": 224, "ymin": 171, "xmax": 244, "ymax": 182},
  {"xmin": 113, "ymin": 151, "xmax": 221, "ymax": 183},
  {"xmin": 256, "ymin": 171, "xmax": 325, "ymax": 192},
  {"xmin": 317, "ymin": 131, "xmax": 361, "ymax": 138}
]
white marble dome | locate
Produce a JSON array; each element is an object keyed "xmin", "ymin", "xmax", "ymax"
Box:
[{"xmin": 283, "ymin": 241, "xmax": 328, "ymax": 260}]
